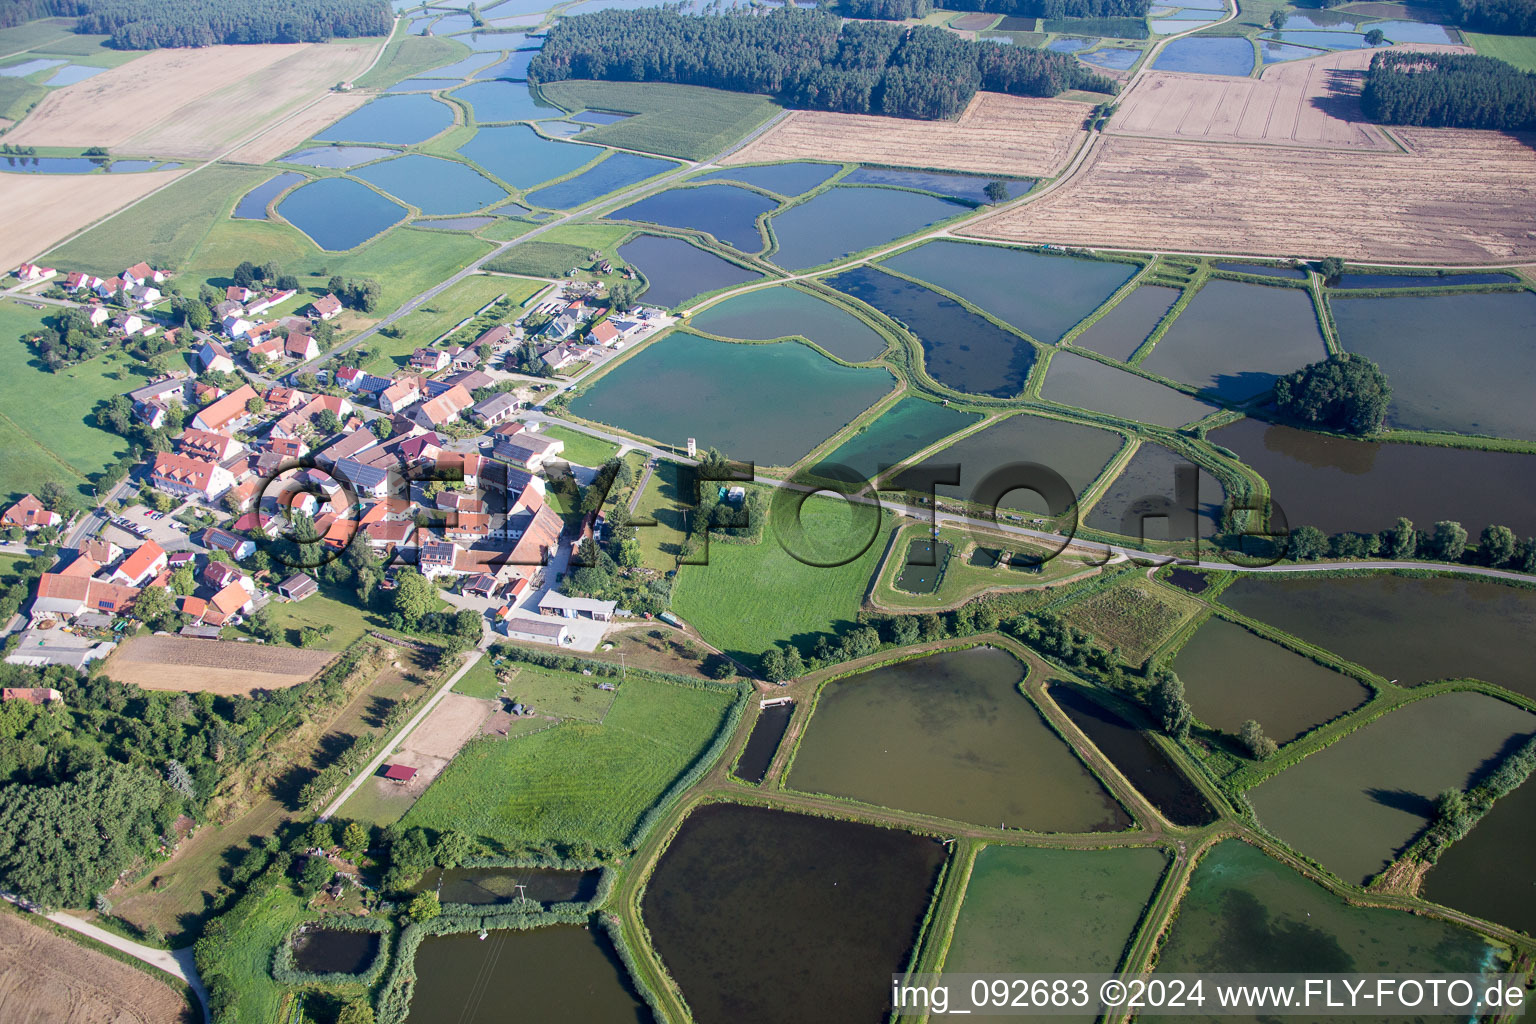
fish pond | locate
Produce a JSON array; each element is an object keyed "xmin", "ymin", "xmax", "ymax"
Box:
[
  {"xmin": 609, "ymin": 183, "xmax": 775, "ymax": 252},
  {"xmin": 910, "ymin": 411, "xmax": 1124, "ymax": 515},
  {"xmin": 315, "ymin": 93, "xmax": 454, "ymax": 145},
  {"xmin": 234, "ymin": 171, "xmax": 306, "ymax": 220},
  {"xmin": 893, "ymin": 538, "xmax": 950, "ymax": 594},
  {"xmin": 1260, "ymin": 30, "xmax": 1371, "ymax": 49},
  {"xmin": 1172, "ymin": 617, "xmax": 1369, "ymax": 743},
  {"xmin": 1084, "ymin": 442, "xmax": 1224, "ymax": 542},
  {"xmin": 457, "ymin": 123, "xmax": 597, "ymax": 188},
  {"xmin": 616, "ymin": 234, "xmax": 763, "ymax": 308},
  {"xmin": 690, "ymin": 285, "xmax": 887, "ymax": 362},
  {"xmin": 406, "ymin": 926, "xmax": 651, "ymax": 1024},
  {"xmin": 789, "ymin": 647, "xmax": 1129, "ymax": 830},
  {"xmin": 734, "ymin": 701, "xmax": 793, "ymax": 784},
  {"xmin": 291, "ymin": 927, "xmax": 378, "ymax": 974},
  {"xmin": 1, "ymin": 156, "xmax": 107, "ymax": 173},
  {"xmin": 881, "ymin": 241, "xmax": 1138, "ymax": 345},
  {"xmin": 1042, "ymin": 351, "xmax": 1218, "ymax": 428},
  {"xmin": 699, "ymin": 160, "xmax": 840, "ymax": 196},
  {"xmin": 1249, "ymin": 691, "xmax": 1536, "ymax": 883},
  {"xmin": 572, "ymin": 109, "xmax": 631, "ymax": 125},
  {"xmin": 842, "ymin": 166, "xmax": 1032, "ymax": 203},
  {"xmin": 1140, "ymin": 280, "xmax": 1326, "ymax": 399},
  {"xmin": 453, "ymin": 80, "xmax": 557, "ymax": 122},
  {"xmin": 281, "ymin": 145, "xmax": 396, "ymax": 168},
  {"xmin": 352, "ymin": 154, "xmax": 508, "ymax": 214},
  {"xmin": 1331, "ymin": 290, "xmax": 1536, "ymax": 441},
  {"xmin": 413, "ymin": 865, "xmax": 601, "ymax": 905},
  {"xmin": 570, "ymin": 331, "xmax": 893, "ymax": 466},
  {"xmin": 1211, "ymin": 417, "xmax": 1536, "ymax": 535},
  {"xmin": 1079, "ymin": 47, "xmax": 1141, "ymax": 69},
  {"xmin": 1152, "ymin": 36, "xmax": 1255, "ymax": 75},
  {"xmin": 1330, "ymin": 271, "xmax": 1516, "ymax": 289},
  {"xmin": 810, "ymin": 396, "xmax": 979, "ymax": 483},
  {"xmin": 1423, "ymin": 775, "xmax": 1536, "ymax": 936},
  {"xmin": 946, "ymin": 846, "xmax": 1168, "ymax": 987},
  {"xmin": 526, "ymin": 151, "xmax": 678, "ymax": 209},
  {"xmin": 1165, "ymin": 566, "xmax": 1211, "ymax": 593},
  {"xmin": 1220, "ymin": 574, "xmax": 1536, "ymax": 697},
  {"xmin": 1214, "ymin": 261, "xmax": 1307, "ymax": 279},
  {"xmin": 278, "ymin": 177, "xmax": 407, "ymax": 250},
  {"xmin": 768, "ymin": 186, "xmax": 964, "ymax": 269},
  {"xmin": 642, "ymin": 803, "xmax": 946, "ymax": 1024},
  {"xmin": 827, "ymin": 266, "xmax": 1036, "ymax": 398},
  {"xmin": 1071, "ymin": 284, "xmax": 1180, "ymax": 361},
  {"xmin": 386, "ymin": 77, "xmax": 461, "ymax": 92},
  {"xmin": 1157, "ymin": 839, "xmax": 1494, "ymax": 1016},
  {"xmin": 1049, "ymin": 684, "xmax": 1216, "ymax": 826}
]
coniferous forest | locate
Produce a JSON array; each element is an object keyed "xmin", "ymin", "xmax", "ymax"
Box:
[
  {"xmin": 841, "ymin": 0, "xmax": 1151, "ymax": 21},
  {"xmin": 0, "ymin": 0, "xmax": 392, "ymax": 47},
  {"xmin": 1361, "ymin": 51, "xmax": 1536, "ymax": 131},
  {"xmin": 528, "ymin": 8, "xmax": 1114, "ymax": 120},
  {"xmin": 1454, "ymin": 0, "xmax": 1536, "ymax": 34}
]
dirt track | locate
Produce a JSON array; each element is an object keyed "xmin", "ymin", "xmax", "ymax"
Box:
[
  {"xmin": 106, "ymin": 636, "xmax": 335, "ymax": 694},
  {"xmin": 720, "ymin": 91, "xmax": 1092, "ymax": 178},
  {"xmin": 0, "ymin": 912, "xmax": 194, "ymax": 1024}
]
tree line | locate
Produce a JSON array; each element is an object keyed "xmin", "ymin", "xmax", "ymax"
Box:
[
  {"xmin": 527, "ymin": 8, "xmax": 1113, "ymax": 121},
  {"xmin": 9, "ymin": 0, "xmax": 392, "ymax": 48},
  {"xmin": 843, "ymin": 0, "xmax": 1149, "ymax": 21},
  {"xmin": 1454, "ymin": 0, "xmax": 1536, "ymax": 35},
  {"xmin": 1361, "ymin": 50, "xmax": 1536, "ymax": 131},
  {"xmin": 1286, "ymin": 515, "xmax": 1536, "ymax": 570}
]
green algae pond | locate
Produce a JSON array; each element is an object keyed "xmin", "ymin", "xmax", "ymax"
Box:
[
  {"xmin": 810, "ymin": 397, "xmax": 979, "ymax": 484},
  {"xmin": 1248, "ymin": 691, "xmax": 1536, "ymax": 884},
  {"xmin": 893, "ymin": 538, "xmax": 950, "ymax": 594},
  {"xmin": 1140, "ymin": 280, "xmax": 1327, "ymax": 400},
  {"xmin": 879, "ymin": 241, "xmax": 1138, "ymax": 345},
  {"xmin": 642, "ymin": 802, "xmax": 946, "ymax": 1024},
  {"xmin": 1041, "ymin": 350, "xmax": 1219, "ymax": 428},
  {"xmin": 1171, "ymin": 617, "xmax": 1370, "ymax": 744},
  {"xmin": 689, "ymin": 285, "xmax": 888, "ymax": 362},
  {"xmin": 1220, "ymin": 574, "xmax": 1536, "ymax": 697},
  {"xmin": 1212, "ymin": 417, "xmax": 1536, "ymax": 537},
  {"xmin": 1071, "ymin": 284, "xmax": 1181, "ymax": 361},
  {"xmin": 1332, "ymin": 290, "xmax": 1536, "ymax": 442},
  {"xmin": 1157, "ymin": 840, "xmax": 1497, "ymax": 1023},
  {"xmin": 789, "ymin": 647, "xmax": 1129, "ymax": 830},
  {"xmin": 406, "ymin": 926, "xmax": 651, "ymax": 1024},
  {"xmin": 909, "ymin": 411, "xmax": 1125, "ymax": 516},
  {"xmin": 570, "ymin": 332, "xmax": 893, "ymax": 467},
  {"xmin": 945, "ymin": 845, "xmax": 1168, "ymax": 987},
  {"xmin": 1423, "ymin": 774, "xmax": 1536, "ymax": 936}
]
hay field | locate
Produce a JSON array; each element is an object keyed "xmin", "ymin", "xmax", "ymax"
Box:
[
  {"xmin": 225, "ymin": 89, "xmax": 371, "ymax": 165},
  {"xmin": 720, "ymin": 91, "xmax": 1091, "ymax": 178},
  {"xmin": 6, "ymin": 41, "xmax": 378, "ymax": 158},
  {"xmin": 1108, "ymin": 45, "xmax": 1465, "ymax": 150},
  {"xmin": 0, "ymin": 168, "xmax": 185, "ymax": 272},
  {"xmin": 106, "ymin": 635, "xmax": 336, "ymax": 694},
  {"xmin": 961, "ymin": 128, "xmax": 1536, "ymax": 263},
  {"xmin": 0, "ymin": 912, "xmax": 195, "ymax": 1024}
]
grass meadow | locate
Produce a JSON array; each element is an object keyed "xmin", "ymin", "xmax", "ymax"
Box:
[
  {"xmin": 400, "ymin": 675, "xmax": 736, "ymax": 850},
  {"xmin": 1466, "ymin": 31, "xmax": 1536, "ymax": 71},
  {"xmin": 354, "ymin": 28, "xmax": 468, "ymax": 89},
  {"xmin": 1062, "ymin": 576, "xmax": 1203, "ymax": 665},
  {"xmin": 671, "ymin": 495, "xmax": 895, "ymax": 663},
  {"xmin": 536, "ymin": 81, "xmax": 781, "ymax": 160},
  {"xmin": 541, "ymin": 425, "xmax": 620, "ymax": 467}
]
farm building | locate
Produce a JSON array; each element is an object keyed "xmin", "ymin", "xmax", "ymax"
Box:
[
  {"xmin": 537, "ymin": 592, "xmax": 616, "ymax": 621},
  {"xmin": 0, "ymin": 685, "xmax": 65, "ymax": 703},
  {"xmin": 382, "ymin": 764, "xmax": 418, "ymax": 784},
  {"xmin": 501, "ymin": 617, "xmax": 571, "ymax": 646},
  {"xmin": 278, "ymin": 573, "xmax": 319, "ymax": 601}
]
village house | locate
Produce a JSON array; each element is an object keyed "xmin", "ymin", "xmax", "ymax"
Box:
[
  {"xmin": 0, "ymin": 686, "xmax": 65, "ymax": 704},
  {"xmin": 2, "ymin": 494, "xmax": 61, "ymax": 532},
  {"xmin": 63, "ymin": 271, "xmax": 102, "ymax": 292},
  {"xmin": 586, "ymin": 320, "xmax": 621, "ymax": 347},
  {"xmin": 78, "ymin": 538, "xmax": 122, "ymax": 566},
  {"xmin": 203, "ymin": 559, "xmax": 249, "ymax": 591},
  {"xmin": 203, "ymin": 527, "xmax": 256, "ymax": 560},
  {"xmin": 379, "ymin": 377, "xmax": 421, "ymax": 414},
  {"xmin": 151, "ymin": 451, "xmax": 235, "ymax": 501},
  {"xmin": 32, "ymin": 574, "xmax": 139, "ymax": 617},
  {"xmin": 491, "ymin": 423, "xmax": 564, "ymax": 471},
  {"xmin": 195, "ymin": 338, "xmax": 235, "ymax": 375},
  {"xmin": 263, "ymin": 386, "xmax": 308, "ymax": 413},
  {"xmin": 418, "ymin": 538, "xmax": 461, "ymax": 578},
  {"xmin": 226, "ymin": 285, "xmax": 252, "ymax": 304},
  {"xmin": 178, "ymin": 428, "xmax": 245, "ymax": 463},
  {"xmin": 333, "ymin": 456, "xmax": 392, "ymax": 499},
  {"xmin": 409, "ymin": 347, "xmax": 450, "ymax": 373},
  {"xmin": 540, "ymin": 343, "xmax": 583, "ymax": 372},
  {"xmin": 122, "ymin": 262, "xmax": 166, "ymax": 287},
  {"xmin": 111, "ymin": 541, "xmax": 167, "ymax": 587},
  {"xmin": 193, "ymin": 384, "xmax": 259, "ymax": 433},
  {"xmin": 472, "ymin": 392, "xmax": 520, "ymax": 426},
  {"xmin": 111, "ymin": 311, "xmax": 145, "ymax": 336},
  {"xmin": 314, "ymin": 427, "xmax": 379, "ymax": 468},
  {"xmin": 309, "ymin": 293, "xmax": 343, "ymax": 321},
  {"xmin": 128, "ymin": 284, "xmax": 161, "ymax": 308},
  {"xmin": 404, "ymin": 384, "xmax": 473, "ymax": 431},
  {"xmin": 433, "ymin": 451, "xmax": 484, "ymax": 489},
  {"xmin": 203, "ymin": 581, "xmax": 253, "ymax": 626},
  {"xmin": 223, "ymin": 315, "xmax": 255, "ymax": 340},
  {"xmin": 246, "ymin": 288, "xmax": 297, "ymax": 317},
  {"xmin": 13, "ymin": 263, "xmax": 55, "ymax": 283},
  {"xmin": 362, "ymin": 519, "xmax": 415, "ymax": 555}
]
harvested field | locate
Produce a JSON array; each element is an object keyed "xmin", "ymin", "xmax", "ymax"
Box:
[
  {"xmin": 383, "ymin": 691, "xmax": 494, "ymax": 795},
  {"xmin": 6, "ymin": 42, "xmax": 379, "ymax": 158},
  {"xmin": 0, "ymin": 911, "xmax": 194, "ymax": 1024},
  {"xmin": 962, "ymin": 127, "xmax": 1536, "ymax": 263},
  {"xmin": 720, "ymin": 91, "xmax": 1091, "ymax": 178},
  {"xmin": 1109, "ymin": 45, "xmax": 1464, "ymax": 150},
  {"xmin": 0, "ymin": 168, "xmax": 184, "ymax": 272},
  {"xmin": 225, "ymin": 89, "xmax": 371, "ymax": 165},
  {"xmin": 106, "ymin": 635, "xmax": 336, "ymax": 694}
]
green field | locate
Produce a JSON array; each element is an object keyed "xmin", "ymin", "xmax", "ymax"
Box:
[
  {"xmin": 0, "ymin": 76, "xmax": 45, "ymax": 121},
  {"xmin": 497, "ymin": 662, "xmax": 621, "ymax": 722},
  {"xmin": 0, "ymin": 17, "xmax": 78, "ymax": 57},
  {"xmin": 401, "ymin": 675, "xmax": 737, "ymax": 850},
  {"xmin": 630, "ymin": 458, "xmax": 688, "ymax": 571},
  {"xmin": 44, "ymin": 163, "xmax": 275, "ymax": 276},
  {"xmin": 453, "ymin": 656, "xmax": 503, "ymax": 699},
  {"xmin": 1465, "ymin": 31, "xmax": 1536, "ymax": 71},
  {"xmin": 541, "ymin": 424, "xmax": 620, "ymax": 467},
  {"xmin": 354, "ymin": 24, "xmax": 469, "ymax": 89},
  {"xmin": 875, "ymin": 523, "xmax": 1087, "ymax": 610},
  {"xmin": 245, "ymin": 584, "xmax": 383, "ymax": 651},
  {"xmin": 945, "ymin": 845, "xmax": 1168, "ymax": 977},
  {"xmin": 353, "ymin": 272, "xmax": 530, "ymax": 373},
  {"xmin": 1062, "ymin": 576, "xmax": 1202, "ymax": 665},
  {"xmin": 671, "ymin": 496, "xmax": 896, "ymax": 664},
  {"xmin": 0, "ymin": 301, "xmax": 132, "ymax": 501},
  {"xmin": 536, "ymin": 81, "xmax": 782, "ymax": 160}
]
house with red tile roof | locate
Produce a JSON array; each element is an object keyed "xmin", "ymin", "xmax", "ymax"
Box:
[
  {"xmin": 203, "ymin": 581, "xmax": 253, "ymax": 626},
  {"xmin": 193, "ymin": 384, "xmax": 259, "ymax": 433},
  {"xmin": 379, "ymin": 377, "xmax": 422, "ymax": 414},
  {"xmin": 152, "ymin": 451, "xmax": 235, "ymax": 501},
  {"xmin": 33, "ymin": 574, "xmax": 139, "ymax": 617},
  {"xmin": 178, "ymin": 428, "xmax": 244, "ymax": 463},
  {"xmin": 110, "ymin": 541, "xmax": 167, "ymax": 587},
  {"xmin": 2, "ymin": 494, "xmax": 60, "ymax": 531},
  {"xmin": 405, "ymin": 384, "xmax": 473, "ymax": 430},
  {"xmin": 409, "ymin": 347, "xmax": 450, "ymax": 373},
  {"xmin": 122, "ymin": 262, "xmax": 165, "ymax": 287},
  {"xmin": 310, "ymin": 294, "xmax": 343, "ymax": 320}
]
